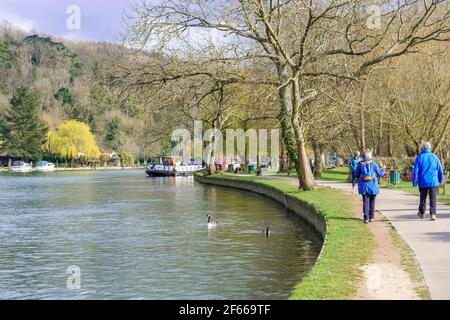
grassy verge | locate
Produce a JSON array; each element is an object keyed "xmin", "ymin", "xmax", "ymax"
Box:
[
  {"xmin": 199, "ymin": 173, "xmax": 374, "ymax": 300},
  {"xmin": 320, "ymin": 167, "xmax": 351, "ymax": 182}
]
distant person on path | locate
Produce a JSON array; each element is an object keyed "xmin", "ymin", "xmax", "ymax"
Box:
[
  {"xmin": 353, "ymin": 150, "xmax": 385, "ymax": 224},
  {"xmin": 413, "ymin": 142, "xmax": 444, "ymax": 221},
  {"xmin": 349, "ymin": 151, "xmax": 361, "ymax": 182}
]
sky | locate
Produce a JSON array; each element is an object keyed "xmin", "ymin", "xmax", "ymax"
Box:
[{"xmin": 0, "ymin": 0, "xmax": 138, "ymax": 42}]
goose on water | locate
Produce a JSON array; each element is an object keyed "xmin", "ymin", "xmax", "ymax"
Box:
[{"xmin": 207, "ymin": 215, "xmax": 218, "ymax": 228}]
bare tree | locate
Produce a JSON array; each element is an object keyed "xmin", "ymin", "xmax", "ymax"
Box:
[{"xmin": 124, "ymin": 0, "xmax": 450, "ymax": 190}]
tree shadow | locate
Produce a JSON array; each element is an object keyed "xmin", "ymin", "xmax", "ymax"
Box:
[
  {"xmin": 424, "ymin": 232, "xmax": 450, "ymax": 242},
  {"xmin": 327, "ymin": 216, "xmax": 363, "ymax": 222},
  {"xmin": 380, "ymin": 209, "xmax": 417, "ymax": 212},
  {"xmin": 386, "ymin": 214, "xmax": 450, "ymax": 221}
]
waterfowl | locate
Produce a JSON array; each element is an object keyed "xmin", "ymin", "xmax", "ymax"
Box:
[
  {"xmin": 207, "ymin": 215, "xmax": 218, "ymax": 228},
  {"xmin": 263, "ymin": 227, "xmax": 272, "ymax": 237}
]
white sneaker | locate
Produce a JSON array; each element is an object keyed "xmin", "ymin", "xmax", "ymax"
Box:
[{"xmin": 431, "ymin": 214, "xmax": 437, "ymax": 221}]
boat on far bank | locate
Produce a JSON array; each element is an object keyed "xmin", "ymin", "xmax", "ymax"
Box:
[
  {"xmin": 9, "ymin": 161, "xmax": 33, "ymax": 173},
  {"xmin": 35, "ymin": 161, "xmax": 56, "ymax": 172},
  {"xmin": 145, "ymin": 157, "xmax": 205, "ymax": 177}
]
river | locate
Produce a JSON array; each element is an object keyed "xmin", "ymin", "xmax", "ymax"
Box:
[{"xmin": 0, "ymin": 170, "xmax": 321, "ymax": 299}]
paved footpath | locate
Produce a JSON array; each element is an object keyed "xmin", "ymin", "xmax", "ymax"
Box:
[{"xmin": 264, "ymin": 176, "xmax": 450, "ymax": 300}]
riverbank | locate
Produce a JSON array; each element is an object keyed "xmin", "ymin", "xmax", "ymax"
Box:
[
  {"xmin": 196, "ymin": 173, "xmax": 430, "ymax": 300},
  {"xmin": 195, "ymin": 173, "xmax": 374, "ymax": 299}
]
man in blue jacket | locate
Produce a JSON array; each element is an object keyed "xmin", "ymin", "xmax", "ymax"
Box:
[{"xmin": 413, "ymin": 142, "xmax": 444, "ymax": 221}]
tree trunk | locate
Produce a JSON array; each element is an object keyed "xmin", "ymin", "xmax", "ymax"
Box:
[
  {"xmin": 313, "ymin": 142, "xmax": 323, "ymax": 178},
  {"xmin": 291, "ymin": 78, "xmax": 316, "ymax": 190},
  {"xmin": 357, "ymin": 83, "xmax": 368, "ymax": 151},
  {"xmin": 207, "ymin": 145, "xmax": 216, "ymax": 175},
  {"xmin": 320, "ymin": 148, "xmax": 327, "ymax": 169},
  {"xmin": 360, "ymin": 108, "xmax": 366, "ymax": 150},
  {"xmin": 279, "ymin": 139, "xmax": 288, "ymax": 172},
  {"xmin": 296, "ymin": 132, "xmax": 316, "ymax": 190},
  {"xmin": 387, "ymin": 123, "xmax": 393, "ymax": 157},
  {"xmin": 377, "ymin": 119, "xmax": 383, "ymax": 156},
  {"xmin": 206, "ymin": 135, "xmax": 216, "ymax": 176},
  {"xmin": 277, "ymin": 66, "xmax": 300, "ymax": 178}
]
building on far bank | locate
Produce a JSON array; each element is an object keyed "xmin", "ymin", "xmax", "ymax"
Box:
[{"xmin": 99, "ymin": 148, "xmax": 121, "ymax": 166}]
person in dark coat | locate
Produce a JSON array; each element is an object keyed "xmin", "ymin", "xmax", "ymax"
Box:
[
  {"xmin": 349, "ymin": 151, "xmax": 361, "ymax": 183},
  {"xmin": 353, "ymin": 150, "xmax": 385, "ymax": 224},
  {"xmin": 413, "ymin": 142, "xmax": 444, "ymax": 221}
]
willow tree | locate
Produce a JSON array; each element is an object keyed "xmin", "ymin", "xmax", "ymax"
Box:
[
  {"xmin": 125, "ymin": 0, "xmax": 450, "ymax": 190},
  {"xmin": 45, "ymin": 120, "xmax": 100, "ymax": 164}
]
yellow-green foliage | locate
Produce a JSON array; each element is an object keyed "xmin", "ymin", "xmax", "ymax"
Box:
[
  {"xmin": 46, "ymin": 120, "xmax": 100, "ymax": 159},
  {"xmin": 119, "ymin": 152, "xmax": 134, "ymax": 166}
]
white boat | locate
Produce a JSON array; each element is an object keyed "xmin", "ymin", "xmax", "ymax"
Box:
[
  {"xmin": 9, "ymin": 161, "xmax": 33, "ymax": 173},
  {"xmin": 35, "ymin": 161, "xmax": 56, "ymax": 172}
]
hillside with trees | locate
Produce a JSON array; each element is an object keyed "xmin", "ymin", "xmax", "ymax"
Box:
[{"xmin": 0, "ymin": 23, "xmax": 174, "ymax": 163}]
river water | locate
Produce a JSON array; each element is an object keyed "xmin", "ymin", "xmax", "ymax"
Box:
[{"xmin": 0, "ymin": 170, "xmax": 321, "ymax": 299}]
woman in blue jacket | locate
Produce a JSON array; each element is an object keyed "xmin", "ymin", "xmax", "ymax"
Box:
[{"xmin": 353, "ymin": 150, "xmax": 385, "ymax": 223}]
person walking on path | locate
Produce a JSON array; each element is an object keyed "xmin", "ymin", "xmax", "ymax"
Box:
[
  {"xmin": 413, "ymin": 142, "xmax": 444, "ymax": 221},
  {"xmin": 349, "ymin": 151, "xmax": 361, "ymax": 182},
  {"xmin": 353, "ymin": 150, "xmax": 385, "ymax": 224}
]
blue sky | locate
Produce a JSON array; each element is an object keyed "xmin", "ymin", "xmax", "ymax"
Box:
[{"xmin": 0, "ymin": 0, "xmax": 138, "ymax": 42}]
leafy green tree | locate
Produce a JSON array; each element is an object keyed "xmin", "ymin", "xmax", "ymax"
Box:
[
  {"xmin": 54, "ymin": 87, "xmax": 86, "ymax": 121},
  {"xmin": 106, "ymin": 117, "xmax": 120, "ymax": 140},
  {"xmin": 0, "ymin": 87, "xmax": 48, "ymax": 161},
  {"xmin": 67, "ymin": 53, "xmax": 83, "ymax": 83},
  {"xmin": 106, "ymin": 117, "xmax": 121, "ymax": 149},
  {"xmin": 54, "ymin": 87, "xmax": 73, "ymax": 105},
  {"xmin": 0, "ymin": 41, "xmax": 16, "ymax": 70},
  {"xmin": 118, "ymin": 152, "xmax": 134, "ymax": 167}
]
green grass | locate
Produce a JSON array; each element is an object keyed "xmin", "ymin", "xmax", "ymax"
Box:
[
  {"xmin": 320, "ymin": 167, "xmax": 350, "ymax": 182},
  {"xmin": 200, "ymin": 173, "xmax": 374, "ymax": 300},
  {"xmin": 276, "ymin": 167, "xmax": 351, "ymax": 182}
]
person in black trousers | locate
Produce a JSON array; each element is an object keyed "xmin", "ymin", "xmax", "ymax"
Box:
[
  {"xmin": 413, "ymin": 142, "xmax": 444, "ymax": 221},
  {"xmin": 353, "ymin": 150, "xmax": 385, "ymax": 223}
]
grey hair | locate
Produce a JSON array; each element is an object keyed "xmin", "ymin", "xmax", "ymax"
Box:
[
  {"xmin": 362, "ymin": 150, "xmax": 373, "ymax": 160},
  {"xmin": 354, "ymin": 151, "xmax": 361, "ymax": 157},
  {"xmin": 421, "ymin": 141, "xmax": 431, "ymax": 150}
]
